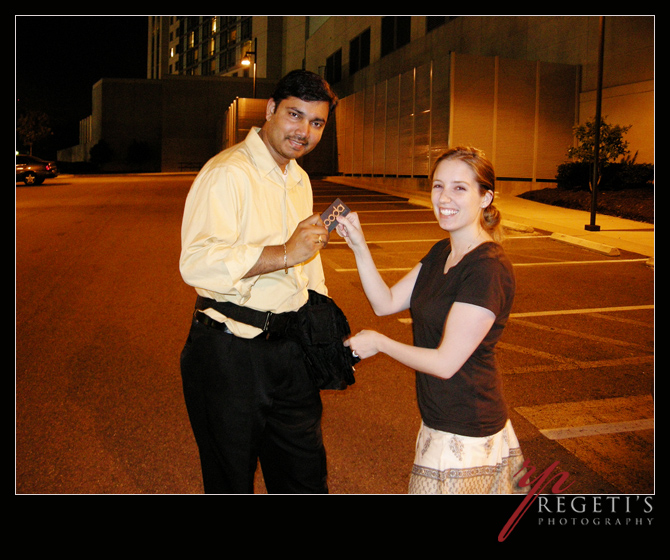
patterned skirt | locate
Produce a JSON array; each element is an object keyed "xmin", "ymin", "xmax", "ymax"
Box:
[{"xmin": 408, "ymin": 420, "xmax": 528, "ymax": 494}]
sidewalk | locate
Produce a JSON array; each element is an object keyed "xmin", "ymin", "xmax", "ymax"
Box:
[
  {"xmin": 495, "ymin": 193, "xmax": 654, "ymax": 260},
  {"xmin": 324, "ymin": 177, "xmax": 654, "ymax": 260}
]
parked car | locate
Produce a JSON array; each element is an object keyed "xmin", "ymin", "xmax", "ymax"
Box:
[{"xmin": 16, "ymin": 154, "xmax": 59, "ymax": 185}]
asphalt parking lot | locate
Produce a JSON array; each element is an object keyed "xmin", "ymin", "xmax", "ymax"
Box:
[{"xmin": 15, "ymin": 174, "xmax": 653, "ymax": 496}]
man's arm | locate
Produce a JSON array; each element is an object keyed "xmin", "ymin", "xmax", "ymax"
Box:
[{"xmin": 243, "ymin": 213, "xmax": 329, "ymax": 278}]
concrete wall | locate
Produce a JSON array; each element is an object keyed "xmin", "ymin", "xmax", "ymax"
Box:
[
  {"xmin": 579, "ymin": 80, "xmax": 654, "ymax": 164},
  {"xmin": 335, "ymin": 53, "xmax": 578, "ymax": 195},
  {"xmin": 92, "ymin": 79, "xmax": 163, "ymax": 172},
  {"xmin": 302, "ymin": 15, "xmax": 654, "ymax": 170},
  {"xmin": 60, "ymin": 76, "xmax": 277, "ymax": 173}
]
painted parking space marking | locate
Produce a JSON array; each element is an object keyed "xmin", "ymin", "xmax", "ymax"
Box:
[
  {"xmin": 396, "ymin": 305, "xmax": 654, "ymax": 324},
  {"xmin": 539, "ymin": 419, "xmax": 654, "ymax": 440},
  {"xmin": 509, "ymin": 305, "xmax": 653, "ymax": 318},
  {"xmin": 332, "ymin": 257, "xmax": 652, "ymax": 272},
  {"xmin": 328, "ymin": 239, "xmax": 442, "ymax": 246},
  {"xmin": 515, "ymin": 394, "xmax": 654, "ymax": 439},
  {"xmin": 509, "ymin": 317, "xmax": 652, "ymax": 351},
  {"xmin": 501, "ymin": 353, "xmax": 653, "ymax": 375},
  {"xmin": 513, "ymin": 258, "xmax": 649, "ymax": 267},
  {"xmin": 515, "ymin": 395, "xmax": 654, "ymax": 494}
]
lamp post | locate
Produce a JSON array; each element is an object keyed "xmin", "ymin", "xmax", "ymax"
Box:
[
  {"xmin": 585, "ymin": 16, "xmax": 605, "ymax": 232},
  {"xmin": 241, "ymin": 37, "xmax": 257, "ymax": 98}
]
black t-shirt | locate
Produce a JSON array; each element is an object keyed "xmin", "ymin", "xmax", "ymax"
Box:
[{"xmin": 410, "ymin": 239, "xmax": 515, "ymax": 437}]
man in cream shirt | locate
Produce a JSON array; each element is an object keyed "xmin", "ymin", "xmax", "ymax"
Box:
[{"xmin": 180, "ymin": 70, "xmax": 338, "ymax": 494}]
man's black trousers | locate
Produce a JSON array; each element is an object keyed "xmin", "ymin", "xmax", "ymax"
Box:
[{"xmin": 180, "ymin": 315, "xmax": 328, "ymax": 494}]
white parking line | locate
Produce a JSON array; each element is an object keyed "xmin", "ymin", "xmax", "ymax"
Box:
[
  {"xmin": 516, "ymin": 395, "xmax": 654, "ymax": 439},
  {"xmin": 336, "ymin": 267, "xmax": 413, "ymax": 272},
  {"xmin": 396, "ymin": 305, "xmax": 654, "ymax": 324},
  {"xmin": 516, "ymin": 395, "xmax": 654, "ymax": 493},
  {"xmin": 540, "ymin": 419, "xmax": 654, "ymax": 440},
  {"xmin": 513, "ymin": 258, "xmax": 649, "ymax": 267},
  {"xmin": 329, "ymin": 239, "xmax": 442, "ymax": 247},
  {"xmin": 509, "ymin": 317, "xmax": 652, "ymax": 351},
  {"xmin": 357, "ymin": 221, "xmax": 437, "ymax": 226},
  {"xmin": 355, "ymin": 208, "xmax": 433, "ymax": 212},
  {"xmin": 510, "ymin": 305, "xmax": 653, "ymax": 318},
  {"xmin": 335, "ymin": 262, "xmax": 651, "ymax": 272},
  {"xmin": 324, "ymin": 200, "xmax": 413, "ymax": 204},
  {"xmin": 501, "ymin": 353, "xmax": 653, "ymax": 375}
]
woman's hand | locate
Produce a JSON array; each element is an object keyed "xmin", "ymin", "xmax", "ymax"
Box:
[
  {"xmin": 336, "ymin": 212, "xmax": 365, "ymax": 249},
  {"xmin": 344, "ymin": 329, "xmax": 384, "ymax": 360}
]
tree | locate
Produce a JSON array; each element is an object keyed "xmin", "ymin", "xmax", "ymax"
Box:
[
  {"xmin": 16, "ymin": 110, "xmax": 52, "ymax": 155},
  {"xmin": 126, "ymin": 140, "xmax": 152, "ymax": 171},
  {"xmin": 566, "ymin": 117, "xmax": 631, "ymax": 191},
  {"xmin": 89, "ymin": 140, "xmax": 114, "ymax": 169}
]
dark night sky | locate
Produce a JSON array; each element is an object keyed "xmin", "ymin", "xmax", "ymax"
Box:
[{"xmin": 16, "ymin": 15, "xmax": 148, "ymax": 154}]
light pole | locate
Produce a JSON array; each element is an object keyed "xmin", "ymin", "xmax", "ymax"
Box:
[
  {"xmin": 241, "ymin": 37, "xmax": 257, "ymax": 98},
  {"xmin": 585, "ymin": 16, "xmax": 605, "ymax": 232}
]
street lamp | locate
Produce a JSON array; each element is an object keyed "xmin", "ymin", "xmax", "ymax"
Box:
[
  {"xmin": 585, "ymin": 17, "xmax": 605, "ymax": 232},
  {"xmin": 241, "ymin": 38, "xmax": 257, "ymax": 98}
]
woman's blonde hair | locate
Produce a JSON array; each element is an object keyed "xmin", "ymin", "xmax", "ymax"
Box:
[{"xmin": 431, "ymin": 146, "xmax": 504, "ymax": 243}]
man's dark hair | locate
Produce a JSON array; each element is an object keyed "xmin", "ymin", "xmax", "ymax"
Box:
[{"xmin": 271, "ymin": 70, "xmax": 338, "ymax": 113}]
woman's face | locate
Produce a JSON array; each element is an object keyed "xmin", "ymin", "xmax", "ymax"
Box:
[{"xmin": 430, "ymin": 158, "xmax": 492, "ymax": 234}]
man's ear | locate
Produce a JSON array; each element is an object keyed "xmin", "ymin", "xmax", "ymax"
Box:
[{"xmin": 265, "ymin": 98, "xmax": 277, "ymax": 120}]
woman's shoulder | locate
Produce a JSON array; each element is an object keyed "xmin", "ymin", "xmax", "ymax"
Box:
[
  {"xmin": 466, "ymin": 242, "xmax": 514, "ymax": 274},
  {"xmin": 471, "ymin": 241, "xmax": 509, "ymax": 261}
]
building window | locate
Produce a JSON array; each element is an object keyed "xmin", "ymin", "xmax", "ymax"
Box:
[
  {"xmin": 381, "ymin": 16, "xmax": 410, "ymax": 57},
  {"xmin": 349, "ymin": 28, "xmax": 370, "ymax": 75},
  {"xmin": 426, "ymin": 16, "xmax": 457, "ymax": 33},
  {"xmin": 326, "ymin": 49, "xmax": 342, "ymax": 84},
  {"xmin": 240, "ymin": 17, "xmax": 251, "ymax": 41},
  {"xmin": 219, "ymin": 48, "xmax": 237, "ymax": 72}
]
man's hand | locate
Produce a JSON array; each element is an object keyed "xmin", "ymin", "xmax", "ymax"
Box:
[
  {"xmin": 243, "ymin": 213, "xmax": 329, "ymax": 278},
  {"xmin": 286, "ymin": 213, "xmax": 329, "ymax": 266}
]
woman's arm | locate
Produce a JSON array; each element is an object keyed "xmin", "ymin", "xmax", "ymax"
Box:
[
  {"xmin": 345, "ymin": 302, "xmax": 495, "ymax": 379},
  {"xmin": 336, "ymin": 213, "xmax": 420, "ymax": 316}
]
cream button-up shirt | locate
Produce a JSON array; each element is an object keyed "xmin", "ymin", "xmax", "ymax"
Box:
[{"xmin": 180, "ymin": 127, "xmax": 327, "ymax": 339}]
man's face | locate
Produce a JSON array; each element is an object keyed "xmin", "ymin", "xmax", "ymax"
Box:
[{"xmin": 260, "ymin": 96, "xmax": 330, "ymax": 169}]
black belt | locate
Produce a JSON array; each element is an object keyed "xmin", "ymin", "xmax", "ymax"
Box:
[
  {"xmin": 193, "ymin": 309, "xmax": 229, "ymax": 330},
  {"xmin": 193, "ymin": 295, "xmax": 297, "ymax": 335}
]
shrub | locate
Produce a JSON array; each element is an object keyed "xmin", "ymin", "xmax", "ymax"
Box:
[{"xmin": 556, "ymin": 161, "xmax": 653, "ymax": 191}]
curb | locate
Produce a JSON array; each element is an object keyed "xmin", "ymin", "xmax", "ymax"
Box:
[
  {"xmin": 502, "ymin": 220, "xmax": 535, "ymax": 233},
  {"xmin": 549, "ymin": 232, "xmax": 621, "ymax": 257}
]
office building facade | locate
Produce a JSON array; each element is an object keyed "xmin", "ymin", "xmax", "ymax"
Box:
[{"xmin": 60, "ymin": 16, "xmax": 653, "ymax": 184}]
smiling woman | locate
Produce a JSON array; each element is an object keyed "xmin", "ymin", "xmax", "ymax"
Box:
[{"xmin": 336, "ymin": 145, "xmax": 527, "ymax": 494}]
